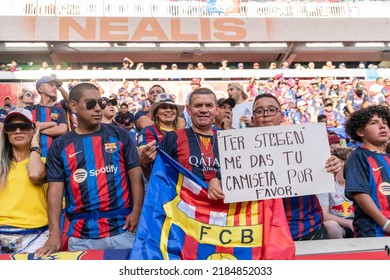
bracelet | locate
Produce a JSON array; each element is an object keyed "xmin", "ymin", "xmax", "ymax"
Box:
[{"xmin": 382, "ymin": 219, "xmax": 390, "ymax": 231}]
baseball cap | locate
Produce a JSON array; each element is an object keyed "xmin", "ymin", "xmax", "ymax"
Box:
[
  {"xmin": 109, "ymin": 93, "xmax": 118, "ymax": 99},
  {"xmin": 238, "ymin": 63, "xmax": 244, "ymax": 68},
  {"xmin": 328, "ymin": 134, "xmax": 341, "ymax": 145},
  {"xmin": 102, "ymin": 96, "xmax": 117, "ymax": 106},
  {"xmin": 172, "ymin": 64, "xmax": 178, "ymax": 68},
  {"xmin": 36, "ymin": 76, "xmax": 61, "ymax": 90},
  {"xmin": 356, "ymin": 82, "xmax": 365, "ymax": 90},
  {"xmin": 4, "ymin": 108, "xmax": 35, "ymax": 124},
  {"xmin": 228, "ymin": 83, "xmax": 244, "ymax": 93},
  {"xmin": 217, "ymin": 97, "xmax": 236, "ymax": 108}
]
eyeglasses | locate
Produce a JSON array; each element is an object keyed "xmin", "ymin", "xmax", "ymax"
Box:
[
  {"xmin": 4, "ymin": 123, "xmax": 34, "ymax": 134},
  {"xmin": 253, "ymin": 106, "xmax": 280, "ymax": 117},
  {"xmin": 25, "ymin": 92, "xmax": 34, "ymax": 98},
  {"xmin": 84, "ymin": 98, "xmax": 107, "ymax": 110}
]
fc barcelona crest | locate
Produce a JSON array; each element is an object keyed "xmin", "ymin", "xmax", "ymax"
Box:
[{"xmin": 104, "ymin": 142, "xmax": 118, "ymax": 153}]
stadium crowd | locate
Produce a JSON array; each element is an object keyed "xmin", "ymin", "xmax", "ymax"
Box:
[{"xmin": 1, "ymin": 59, "xmax": 390, "ymax": 259}]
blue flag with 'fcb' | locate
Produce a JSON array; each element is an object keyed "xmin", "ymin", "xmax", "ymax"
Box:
[{"xmin": 130, "ymin": 149, "xmax": 295, "ymax": 260}]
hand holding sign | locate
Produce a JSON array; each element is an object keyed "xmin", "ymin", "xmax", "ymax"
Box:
[{"xmin": 217, "ymin": 123, "xmax": 334, "ymax": 203}]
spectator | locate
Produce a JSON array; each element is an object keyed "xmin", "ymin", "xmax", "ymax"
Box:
[
  {"xmin": 318, "ymin": 98, "xmax": 343, "ymax": 128},
  {"xmin": 280, "ymin": 61, "xmax": 289, "ymax": 69},
  {"xmin": 100, "ymin": 96, "xmax": 119, "ymax": 126},
  {"xmin": 121, "ymin": 57, "xmax": 134, "ymax": 70},
  {"xmin": 0, "ymin": 108, "xmax": 47, "ymax": 253},
  {"xmin": 317, "ymin": 147, "xmax": 354, "ymax": 239},
  {"xmin": 7, "ymin": 60, "xmax": 21, "ymax": 72},
  {"xmin": 170, "ymin": 64, "xmax": 182, "ymax": 81},
  {"xmin": 4, "ymin": 96, "xmax": 15, "ymax": 110},
  {"xmin": 137, "ymin": 93, "xmax": 184, "ymax": 179},
  {"xmin": 209, "ymin": 93, "xmax": 341, "ymax": 241},
  {"xmin": 118, "ymin": 80, "xmax": 131, "ymax": 103},
  {"xmin": 219, "ymin": 59, "xmax": 230, "ymax": 70},
  {"xmin": 268, "ymin": 62, "xmax": 277, "ymax": 70},
  {"xmin": 307, "ymin": 62, "xmax": 316, "ymax": 70},
  {"xmin": 39, "ymin": 61, "xmax": 52, "ymax": 74},
  {"xmin": 115, "ymin": 103, "xmax": 135, "ymax": 131},
  {"xmin": 30, "ymin": 76, "xmax": 68, "ymax": 157},
  {"xmin": 344, "ymin": 82, "xmax": 370, "ymax": 116},
  {"xmin": 135, "ymin": 63, "xmax": 145, "ymax": 70},
  {"xmin": 130, "ymin": 79, "xmax": 146, "ymax": 99},
  {"xmin": 36, "ymin": 83, "xmax": 144, "ymax": 256},
  {"xmin": 384, "ymin": 78, "xmax": 390, "ymax": 103},
  {"xmin": 187, "ymin": 63, "xmax": 194, "ymax": 70},
  {"xmin": 134, "ymin": 85, "xmax": 165, "ymax": 131},
  {"xmin": 227, "ymin": 82, "xmax": 253, "ymax": 129},
  {"xmin": 213, "ymin": 97, "xmax": 235, "ymax": 130},
  {"xmin": 17, "ymin": 86, "xmax": 36, "ymax": 108},
  {"xmin": 339, "ymin": 63, "xmax": 347, "ymax": 70},
  {"xmin": 237, "ymin": 62, "xmax": 244, "ymax": 70},
  {"xmin": 293, "ymin": 100, "xmax": 312, "ymax": 124},
  {"xmin": 322, "ymin": 61, "xmax": 336, "ymax": 70},
  {"xmin": 252, "ymin": 62, "xmax": 260, "ymax": 69},
  {"xmin": 195, "ymin": 62, "xmax": 206, "ymax": 70},
  {"xmin": 369, "ymin": 77, "xmax": 385, "ymax": 105},
  {"xmin": 344, "ymin": 105, "xmax": 390, "ymax": 237}
]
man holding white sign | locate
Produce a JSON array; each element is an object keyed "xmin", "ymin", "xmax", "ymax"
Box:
[{"xmin": 209, "ymin": 93, "xmax": 342, "ymax": 241}]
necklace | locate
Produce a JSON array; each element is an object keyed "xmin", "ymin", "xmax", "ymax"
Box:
[{"xmin": 190, "ymin": 127, "xmax": 215, "ymax": 157}]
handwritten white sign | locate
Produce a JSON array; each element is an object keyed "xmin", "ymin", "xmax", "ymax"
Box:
[{"xmin": 217, "ymin": 123, "xmax": 334, "ymax": 203}]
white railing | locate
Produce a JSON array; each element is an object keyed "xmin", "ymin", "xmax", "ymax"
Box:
[
  {"xmin": 0, "ymin": 69, "xmax": 388, "ymax": 82},
  {"xmin": 1, "ymin": 0, "xmax": 389, "ymax": 18}
]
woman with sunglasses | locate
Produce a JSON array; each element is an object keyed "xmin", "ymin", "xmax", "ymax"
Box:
[
  {"xmin": 16, "ymin": 86, "xmax": 36, "ymax": 108},
  {"xmin": 137, "ymin": 93, "xmax": 184, "ymax": 179},
  {"xmin": 0, "ymin": 108, "xmax": 48, "ymax": 254}
]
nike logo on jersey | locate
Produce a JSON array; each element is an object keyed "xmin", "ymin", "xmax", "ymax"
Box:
[
  {"xmin": 373, "ymin": 166, "xmax": 384, "ymax": 172},
  {"xmin": 69, "ymin": 151, "xmax": 82, "ymax": 158}
]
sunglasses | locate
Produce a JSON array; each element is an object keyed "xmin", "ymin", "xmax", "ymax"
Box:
[
  {"xmin": 84, "ymin": 98, "xmax": 107, "ymax": 110},
  {"xmin": 4, "ymin": 123, "xmax": 34, "ymax": 134},
  {"xmin": 325, "ymin": 104, "xmax": 333, "ymax": 107}
]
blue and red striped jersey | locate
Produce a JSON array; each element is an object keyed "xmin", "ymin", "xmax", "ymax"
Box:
[
  {"xmin": 46, "ymin": 124, "xmax": 139, "ymax": 239},
  {"xmin": 28, "ymin": 104, "xmax": 67, "ymax": 157},
  {"xmin": 283, "ymin": 195, "xmax": 323, "ymax": 239},
  {"xmin": 158, "ymin": 128, "xmax": 220, "ymax": 184},
  {"xmin": 137, "ymin": 125, "xmax": 171, "ymax": 148},
  {"xmin": 345, "ymin": 146, "xmax": 390, "ymax": 237}
]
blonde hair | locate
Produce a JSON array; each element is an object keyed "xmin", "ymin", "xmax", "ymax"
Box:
[{"xmin": 16, "ymin": 86, "xmax": 35, "ymax": 108}]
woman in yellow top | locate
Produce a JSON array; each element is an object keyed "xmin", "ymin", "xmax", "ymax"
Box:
[{"xmin": 0, "ymin": 108, "xmax": 47, "ymax": 254}]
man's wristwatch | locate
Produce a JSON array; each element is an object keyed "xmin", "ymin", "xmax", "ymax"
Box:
[{"xmin": 30, "ymin": 146, "xmax": 42, "ymax": 155}]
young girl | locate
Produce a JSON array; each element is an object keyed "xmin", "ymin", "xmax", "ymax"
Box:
[{"xmin": 344, "ymin": 105, "xmax": 390, "ymax": 237}]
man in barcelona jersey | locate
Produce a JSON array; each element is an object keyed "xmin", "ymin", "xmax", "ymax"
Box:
[{"xmin": 36, "ymin": 83, "xmax": 144, "ymax": 257}]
